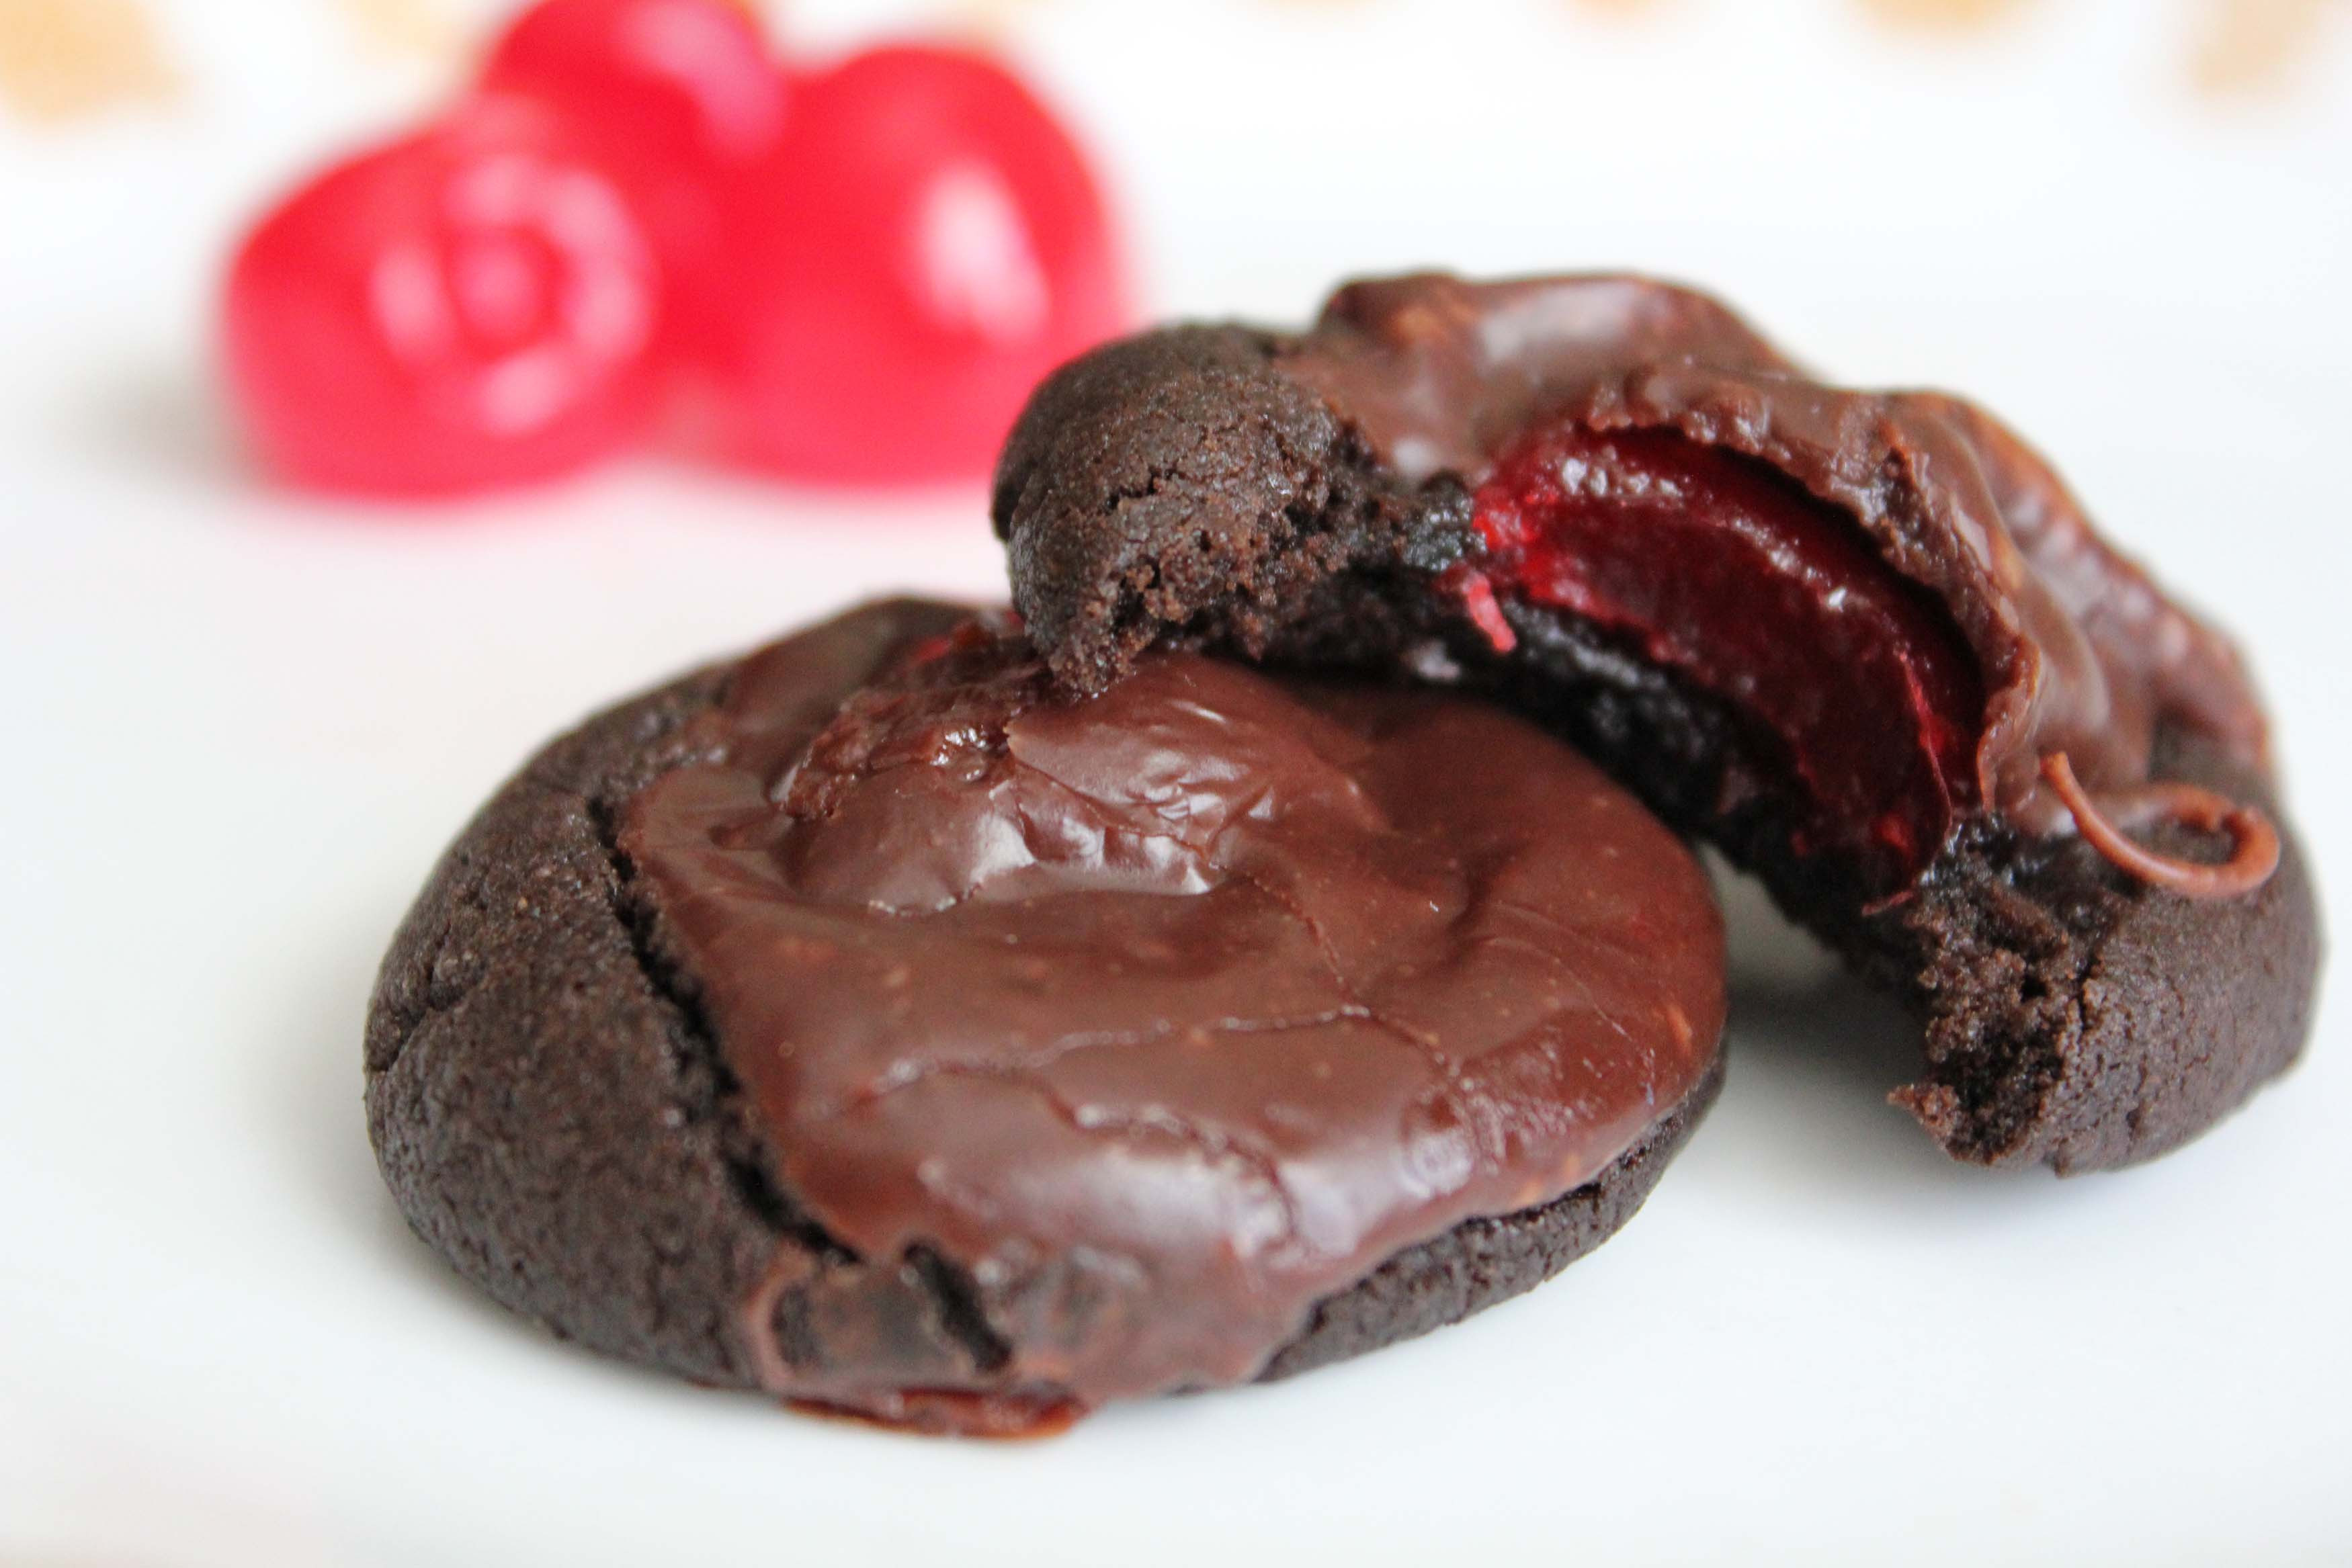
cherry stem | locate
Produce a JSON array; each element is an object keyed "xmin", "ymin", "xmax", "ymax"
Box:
[{"xmin": 2038, "ymin": 752, "xmax": 2279, "ymax": 899}]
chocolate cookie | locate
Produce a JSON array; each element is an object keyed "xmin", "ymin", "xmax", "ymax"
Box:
[
  {"xmin": 367, "ymin": 599, "xmax": 1726, "ymax": 1434},
  {"xmin": 992, "ymin": 273, "xmax": 2321, "ymax": 1174}
]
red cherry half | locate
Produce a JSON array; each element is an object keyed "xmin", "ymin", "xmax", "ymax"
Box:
[
  {"xmin": 710, "ymin": 42, "xmax": 1131, "ymax": 485},
  {"xmin": 1471, "ymin": 423, "xmax": 1984, "ymax": 887},
  {"xmin": 222, "ymin": 97, "xmax": 664, "ymax": 496}
]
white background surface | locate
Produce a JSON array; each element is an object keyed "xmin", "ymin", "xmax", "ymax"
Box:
[{"xmin": 3, "ymin": 1, "xmax": 2349, "ymax": 1563}]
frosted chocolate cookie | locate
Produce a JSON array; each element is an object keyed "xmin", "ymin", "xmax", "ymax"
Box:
[{"xmin": 366, "ymin": 599, "xmax": 1726, "ymax": 1433}]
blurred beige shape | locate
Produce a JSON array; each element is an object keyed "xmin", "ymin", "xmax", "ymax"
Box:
[
  {"xmin": 341, "ymin": 0, "xmax": 771, "ymax": 60},
  {"xmin": 1569, "ymin": 0, "xmax": 1669, "ymax": 16},
  {"xmin": 2190, "ymin": 0, "xmax": 2338, "ymax": 98},
  {"xmin": 1855, "ymin": 0, "xmax": 2035, "ymax": 31},
  {"xmin": 948, "ymin": 0, "xmax": 1053, "ymax": 34},
  {"xmin": 340, "ymin": 0, "xmax": 461, "ymax": 60},
  {"xmin": 0, "ymin": 0, "xmax": 175, "ymax": 124}
]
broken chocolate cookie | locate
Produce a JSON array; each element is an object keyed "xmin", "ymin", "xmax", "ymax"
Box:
[{"xmin": 991, "ymin": 272, "xmax": 2320, "ymax": 1173}]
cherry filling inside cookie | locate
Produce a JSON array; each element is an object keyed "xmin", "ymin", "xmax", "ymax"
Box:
[
  {"xmin": 1462, "ymin": 423, "xmax": 1984, "ymax": 889},
  {"xmin": 619, "ymin": 615, "xmax": 1724, "ymax": 1432}
]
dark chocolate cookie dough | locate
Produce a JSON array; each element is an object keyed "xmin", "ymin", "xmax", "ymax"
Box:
[
  {"xmin": 991, "ymin": 273, "xmax": 2321, "ymax": 1174},
  {"xmin": 367, "ymin": 599, "xmax": 1726, "ymax": 1434}
]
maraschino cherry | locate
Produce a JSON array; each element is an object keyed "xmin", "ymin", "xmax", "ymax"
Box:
[
  {"xmin": 478, "ymin": 0, "xmax": 792, "ymax": 360},
  {"xmin": 707, "ymin": 44, "xmax": 1130, "ymax": 484},
  {"xmin": 1470, "ymin": 423, "xmax": 1984, "ymax": 882},
  {"xmin": 222, "ymin": 96, "xmax": 664, "ymax": 496}
]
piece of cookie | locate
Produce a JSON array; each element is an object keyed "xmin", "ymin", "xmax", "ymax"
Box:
[
  {"xmin": 992, "ymin": 273, "xmax": 2321, "ymax": 1173},
  {"xmin": 367, "ymin": 599, "xmax": 1726, "ymax": 1434}
]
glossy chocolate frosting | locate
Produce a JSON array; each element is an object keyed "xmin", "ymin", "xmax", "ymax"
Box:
[
  {"xmin": 619, "ymin": 609, "xmax": 1724, "ymax": 1420},
  {"xmin": 1279, "ymin": 274, "xmax": 2267, "ymax": 841}
]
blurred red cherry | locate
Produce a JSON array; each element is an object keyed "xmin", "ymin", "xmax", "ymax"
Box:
[
  {"xmin": 480, "ymin": 0, "xmax": 788, "ymax": 167},
  {"xmin": 478, "ymin": 0, "xmax": 791, "ymax": 356},
  {"xmin": 222, "ymin": 97, "xmax": 664, "ymax": 496},
  {"xmin": 709, "ymin": 42, "xmax": 1130, "ymax": 484}
]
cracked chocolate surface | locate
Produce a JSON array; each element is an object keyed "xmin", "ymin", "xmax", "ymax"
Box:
[
  {"xmin": 617, "ymin": 603, "xmax": 1724, "ymax": 1420},
  {"xmin": 366, "ymin": 599, "xmax": 1726, "ymax": 1434}
]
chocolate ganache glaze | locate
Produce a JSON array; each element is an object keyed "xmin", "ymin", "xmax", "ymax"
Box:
[
  {"xmin": 619, "ymin": 611, "xmax": 1724, "ymax": 1427},
  {"xmin": 1275, "ymin": 274, "xmax": 2273, "ymax": 894}
]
